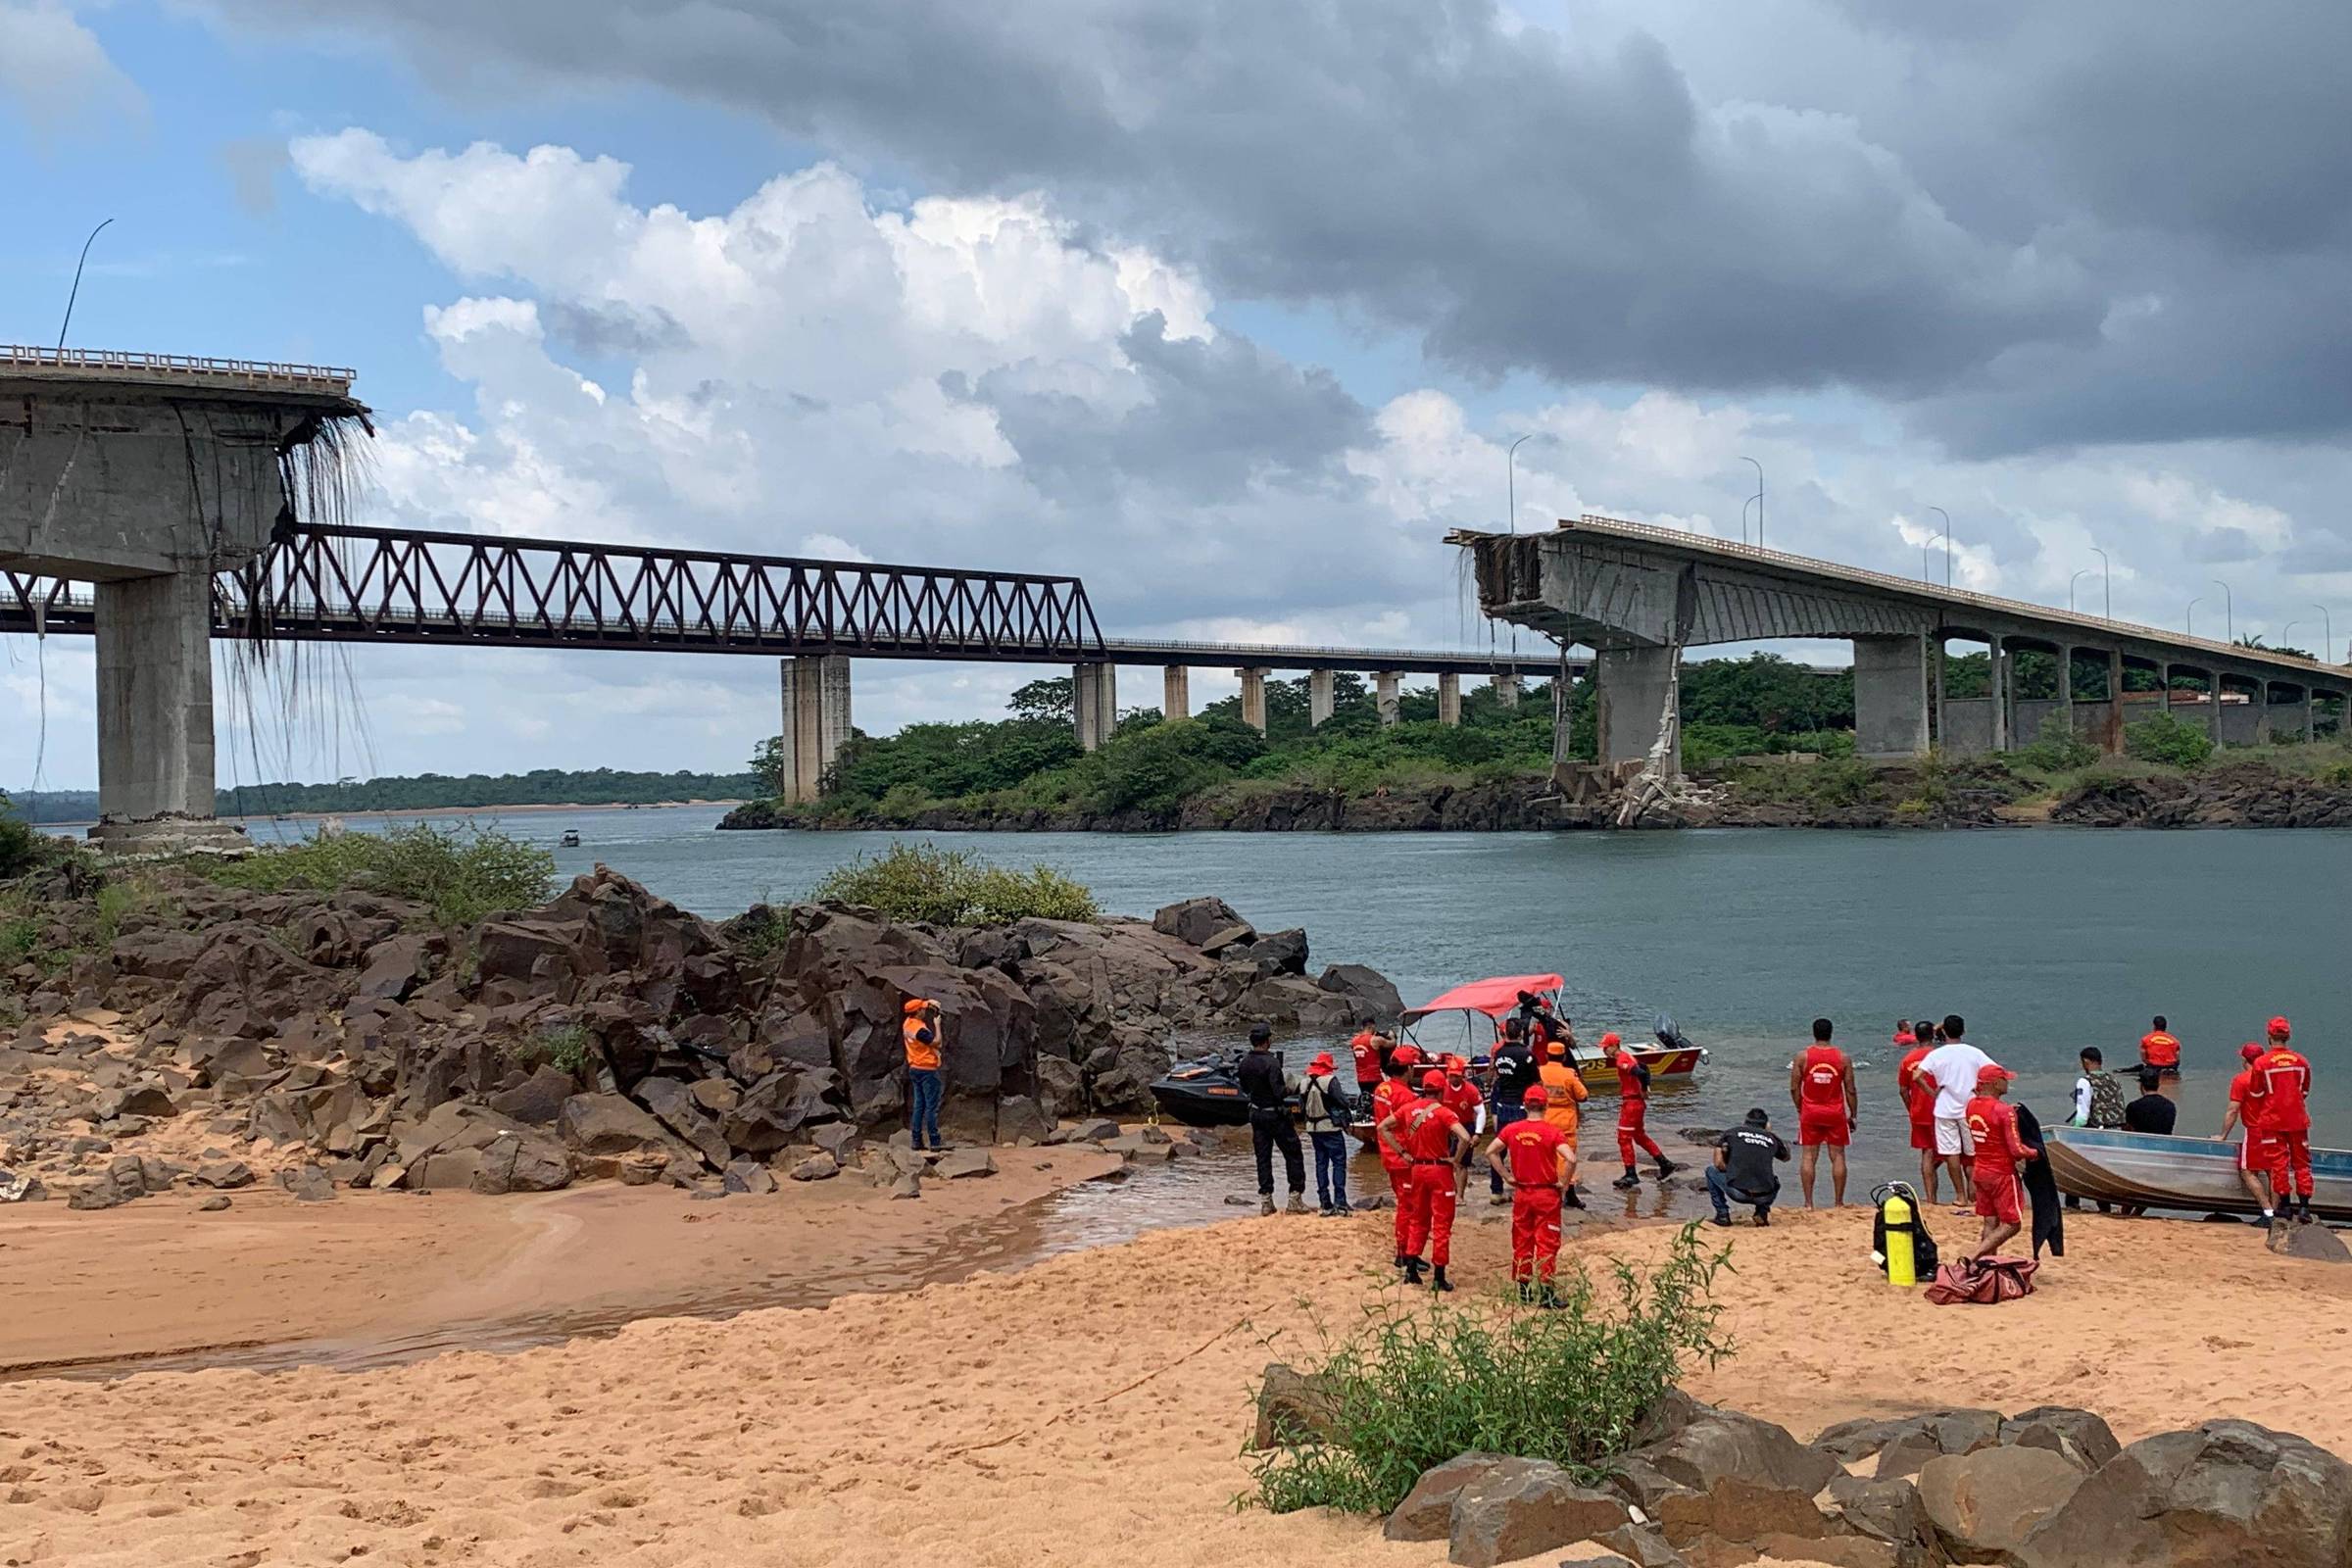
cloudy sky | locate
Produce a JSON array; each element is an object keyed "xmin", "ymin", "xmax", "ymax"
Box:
[{"xmin": 4, "ymin": 0, "xmax": 2349, "ymax": 790}]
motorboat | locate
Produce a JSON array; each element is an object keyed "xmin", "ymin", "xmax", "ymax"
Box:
[
  {"xmin": 560, "ymin": 829, "xmax": 581, "ymax": 848},
  {"xmin": 1398, "ymin": 973, "xmax": 1706, "ymax": 1092},
  {"xmin": 2046, "ymin": 1125, "xmax": 2352, "ymax": 1220}
]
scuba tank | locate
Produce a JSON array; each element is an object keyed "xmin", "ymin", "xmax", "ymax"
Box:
[{"xmin": 1870, "ymin": 1181, "xmax": 1937, "ymax": 1286}]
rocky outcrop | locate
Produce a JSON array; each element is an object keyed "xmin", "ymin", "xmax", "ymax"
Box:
[
  {"xmin": 0, "ymin": 867, "xmax": 1397, "ymax": 1209},
  {"xmin": 2012, "ymin": 1420, "xmax": 2352, "ymax": 1568},
  {"xmin": 2052, "ymin": 762, "xmax": 2352, "ymax": 828}
]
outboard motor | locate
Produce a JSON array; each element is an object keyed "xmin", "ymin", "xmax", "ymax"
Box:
[{"xmin": 1653, "ymin": 1011, "xmax": 1697, "ymax": 1054}]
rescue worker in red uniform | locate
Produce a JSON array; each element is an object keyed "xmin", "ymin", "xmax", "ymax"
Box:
[
  {"xmin": 1610, "ymin": 1041, "xmax": 1680, "ymax": 1191},
  {"xmin": 1379, "ymin": 1067, "xmax": 1472, "ymax": 1291},
  {"xmin": 1370, "ymin": 1045, "xmax": 1424, "ymax": 1270},
  {"xmin": 1440, "ymin": 1053, "xmax": 1488, "ymax": 1185},
  {"xmin": 1488, "ymin": 1084, "xmax": 1574, "ymax": 1306},
  {"xmin": 1963, "ymin": 1063, "xmax": 2038, "ymax": 1257},
  {"xmin": 2251, "ymin": 1017, "xmax": 2315, "ymax": 1225},
  {"xmin": 2222, "ymin": 1041, "xmax": 2278, "ymax": 1223},
  {"xmin": 2139, "ymin": 1015, "xmax": 2183, "ymax": 1101},
  {"xmin": 1349, "ymin": 1027, "xmax": 1385, "ymax": 1094}
]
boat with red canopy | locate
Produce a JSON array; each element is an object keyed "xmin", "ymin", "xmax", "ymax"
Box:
[{"xmin": 1399, "ymin": 974, "xmax": 1705, "ymax": 1091}]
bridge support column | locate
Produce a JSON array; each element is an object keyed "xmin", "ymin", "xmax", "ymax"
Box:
[
  {"xmin": 777, "ymin": 654, "xmax": 853, "ymax": 805},
  {"xmin": 1989, "ymin": 638, "xmax": 2011, "ymax": 752},
  {"xmin": 1436, "ymin": 671, "xmax": 1461, "ymax": 726},
  {"xmin": 1493, "ymin": 672, "xmax": 1521, "ymax": 709},
  {"xmin": 1307, "ymin": 669, "xmax": 1335, "ymax": 728},
  {"xmin": 2105, "ymin": 649, "xmax": 2125, "ymax": 754},
  {"xmin": 1374, "ymin": 671, "xmax": 1401, "ymax": 726},
  {"xmin": 1073, "ymin": 662, "xmax": 1117, "ymax": 752},
  {"xmin": 1161, "ymin": 665, "xmax": 1190, "ymax": 722},
  {"xmin": 1238, "ymin": 666, "xmax": 1270, "ymax": 734},
  {"xmin": 86, "ymin": 570, "xmax": 246, "ymax": 851},
  {"xmin": 1852, "ymin": 634, "xmax": 1931, "ymax": 759},
  {"xmin": 1593, "ymin": 646, "xmax": 1680, "ymax": 772}
]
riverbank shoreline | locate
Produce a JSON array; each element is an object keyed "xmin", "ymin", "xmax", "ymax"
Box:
[{"xmin": 2, "ymin": 1202, "xmax": 2344, "ymax": 1567}]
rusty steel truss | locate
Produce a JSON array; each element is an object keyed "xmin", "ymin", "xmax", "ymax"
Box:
[{"xmin": 3, "ymin": 523, "xmax": 1107, "ymax": 662}]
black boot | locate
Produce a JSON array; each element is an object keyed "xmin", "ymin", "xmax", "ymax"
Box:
[
  {"xmin": 1611, "ymin": 1168, "xmax": 1642, "ymax": 1191},
  {"xmin": 1402, "ymin": 1256, "xmax": 1426, "ymax": 1286},
  {"xmin": 1395, "ymin": 1252, "xmax": 1410, "ymax": 1272},
  {"xmin": 1537, "ymin": 1283, "xmax": 1565, "ymax": 1310},
  {"xmin": 1564, "ymin": 1187, "xmax": 1587, "ymax": 1209},
  {"xmin": 2301, "ymin": 1199, "xmax": 2317, "ymax": 1225},
  {"xmin": 1653, "ymin": 1156, "xmax": 1681, "ymax": 1181},
  {"xmin": 1430, "ymin": 1265, "xmax": 1454, "ymax": 1293}
]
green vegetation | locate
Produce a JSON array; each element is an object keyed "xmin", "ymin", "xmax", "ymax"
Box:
[
  {"xmin": 8, "ymin": 768, "xmax": 764, "ymax": 824},
  {"xmin": 0, "ymin": 792, "xmax": 39, "ymax": 879},
  {"xmin": 517, "ymin": 1023, "xmax": 595, "ymax": 1074},
  {"xmin": 2009, "ymin": 716, "xmax": 2100, "ymax": 774},
  {"xmin": 1250, "ymin": 1224, "xmax": 1734, "ymax": 1515},
  {"xmin": 201, "ymin": 825, "xmax": 557, "ymax": 927},
  {"xmin": 2125, "ymin": 711, "xmax": 2217, "ymax": 769},
  {"xmin": 809, "ymin": 841, "xmax": 1099, "ymax": 923}
]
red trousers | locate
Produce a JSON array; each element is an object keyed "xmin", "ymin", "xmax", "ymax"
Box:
[
  {"xmin": 2272, "ymin": 1130, "xmax": 2315, "ymax": 1199},
  {"xmin": 1384, "ymin": 1161, "xmax": 1412, "ymax": 1253},
  {"xmin": 1617, "ymin": 1101, "xmax": 1662, "ymax": 1165},
  {"xmin": 1509, "ymin": 1188, "xmax": 1563, "ymax": 1285},
  {"xmin": 1402, "ymin": 1163, "xmax": 1458, "ymax": 1267}
]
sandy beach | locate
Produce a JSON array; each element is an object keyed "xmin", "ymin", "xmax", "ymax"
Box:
[{"xmin": 2, "ymin": 1192, "xmax": 2346, "ymax": 1567}]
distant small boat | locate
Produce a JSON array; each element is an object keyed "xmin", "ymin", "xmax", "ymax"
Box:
[
  {"xmin": 2046, "ymin": 1126, "xmax": 2352, "ymax": 1220},
  {"xmin": 560, "ymin": 829, "xmax": 581, "ymax": 848}
]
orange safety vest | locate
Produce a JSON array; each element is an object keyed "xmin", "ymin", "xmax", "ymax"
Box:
[{"xmin": 904, "ymin": 1011, "xmax": 940, "ymax": 1071}]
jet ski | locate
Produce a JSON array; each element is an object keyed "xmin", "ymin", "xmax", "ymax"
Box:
[{"xmin": 1147, "ymin": 1051, "xmax": 1291, "ymax": 1127}]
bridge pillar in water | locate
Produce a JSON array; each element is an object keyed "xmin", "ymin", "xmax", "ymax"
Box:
[
  {"xmin": 1436, "ymin": 671, "xmax": 1461, "ymax": 726},
  {"xmin": 1493, "ymin": 672, "xmax": 1521, "ymax": 709},
  {"xmin": 1238, "ymin": 666, "xmax": 1270, "ymax": 734},
  {"xmin": 1073, "ymin": 662, "xmax": 1117, "ymax": 751},
  {"xmin": 1592, "ymin": 646, "xmax": 1680, "ymax": 771},
  {"xmin": 1851, "ymin": 634, "xmax": 1931, "ymax": 758},
  {"xmin": 779, "ymin": 655, "xmax": 853, "ymax": 802},
  {"xmin": 90, "ymin": 570, "xmax": 228, "ymax": 843},
  {"xmin": 1161, "ymin": 665, "xmax": 1190, "ymax": 721},
  {"xmin": 1373, "ymin": 670, "xmax": 1401, "ymax": 726},
  {"xmin": 1307, "ymin": 669, "xmax": 1335, "ymax": 728}
]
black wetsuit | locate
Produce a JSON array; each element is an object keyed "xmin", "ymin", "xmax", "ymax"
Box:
[{"xmin": 1237, "ymin": 1048, "xmax": 1304, "ymax": 1199}]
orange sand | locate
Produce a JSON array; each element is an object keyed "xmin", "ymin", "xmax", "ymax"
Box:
[{"xmin": 1, "ymin": 1202, "xmax": 2344, "ymax": 1566}]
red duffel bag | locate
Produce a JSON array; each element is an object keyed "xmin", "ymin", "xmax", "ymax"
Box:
[{"xmin": 1923, "ymin": 1255, "xmax": 2038, "ymax": 1305}]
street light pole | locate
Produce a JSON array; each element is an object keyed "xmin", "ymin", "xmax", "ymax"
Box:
[
  {"xmin": 2069, "ymin": 569, "xmax": 2089, "ymax": 612},
  {"xmin": 1925, "ymin": 506, "xmax": 1952, "ymax": 587},
  {"xmin": 1740, "ymin": 457, "xmax": 1764, "ymax": 548},
  {"xmin": 2187, "ymin": 597, "xmax": 2202, "ymax": 638},
  {"xmin": 1506, "ymin": 433, "xmax": 1536, "ymax": 536},
  {"xmin": 1740, "ymin": 494, "xmax": 1756, "ymax": 547},
  {"xmin": 2314, "ymin": 604, "xmax": 2333, "ymax": 665},
  {"xmin": 2092, "ymin": 546, "xmax": 2111, "ymax": 620},
  {"xmin": 2212, "ymin": 579, "xmax": 2233, "ymax": 642}
]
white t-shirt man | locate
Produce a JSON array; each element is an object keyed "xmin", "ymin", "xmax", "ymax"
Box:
[{"xmin": 1918, "ymin": 1039, "xmax": 1992, "ymax": 1154}]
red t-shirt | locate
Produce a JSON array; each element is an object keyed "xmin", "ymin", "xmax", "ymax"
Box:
[
  {"xmin": 1350, "ymin": 1031, "xmax": 1381, "ymax": 1086},
  {"xmin": 2229, "ymin": 1067, "xmax": 2266, "ymax": 1134},
  {"xmin": 1964, "ymin": 1096, "xmax": 2033, "ymax": 1171},
  {"xmin": 1372, "ymin": 1080, "xmax": 1417, "ymax": 1167},
  {"xmin": 1897, "ymin": 1046, "xmax": 1936, "ymax": 1124},
  {"xmin": 1892, "ymin": 1030, "xmax": 1917, "ymax": 1047},
  {"xmin": 2254, "ymin": 1049, "xmax": 2312, "ymax": 1134},
  {"xmin": 2140, "ymin": 1031, "xmax": 2181, "ymax": 1068},
  {"xmin": 1398, "ymin": 1101, "xmax": 1465, "ymax": 1162},
  {"xmin": 1797, "ymin": 1044, "xmax": 1851, "ymax": 1109},
  {"xmin": 1614, "ymin": 1051, "xmax": 1648, "ymax": 1102},
  {"xmin": 1494, "ymin": 1117, "xmax": 1570, "ymax": 1187},
  {"xmin": 1441, "ymin": 1079, "xmax": 1484, "ymax": 1130}
]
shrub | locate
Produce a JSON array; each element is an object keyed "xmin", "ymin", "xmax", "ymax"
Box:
[
  {"xmin": 2124, "ymin": 712, "xmax": 2215, "ymax": 769},
  {"xmin": 518, "ymin": 1023, "xmax": 595, "ymax": 1075},
  {"xmin": 203, "ymin": 824, "xmax": 556, "ymax": 928},
  {"xmin": 2009, "ymin": 716, "xmax": 2098, "ymax": 772},
  {"xmin": 1250, "ymin": 1223, "xmax": 1734, "ymax": 1515},
  {"xmin": 0, "ymin": 792, "xmax": 41, "ymax": 881},
  {"xmin": 809, "ymin": 841, "xmax": 1098, "ymax": 924}
]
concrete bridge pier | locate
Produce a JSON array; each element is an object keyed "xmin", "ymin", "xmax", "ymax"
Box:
[
  {"xmin": 1493, "ymin": 672, "xmax": 1521, "ymax": 709},
  {"xmin": 1592, "ymin": 645, "xmax": 1680, "ymax": 770},
  {"xmin": 779, "ymin": 654, "xmax": 853, "ymax": 803},
  {"xmin": 1437, "ymin": 671, "xmax": 1461, "ymax": 726},
  {"xmin": 1374, "ymin": 671, "xmax": 1401, "ymax": 726},
  {"xmin": 1307, "ymin": 669, "xmax": 1335, "ymax": 728},
  {"xmin": 1160, "ymin": 665, "xmax": 1189, "ymax": 721},
  {"xmin": 1852, "ymin": 634, "xmax": 1931, "ymax": 758},
  {"xmin": 1073, "ymin": 662, "xmax": 1117, "ymax": 751},
  {"xmin": 1238, "ymin": 666, "xmax": 1270, "ymax": 734},
  {"xmin": 87, "ymin": 570, "xmax": 232, "ymax": 848}
]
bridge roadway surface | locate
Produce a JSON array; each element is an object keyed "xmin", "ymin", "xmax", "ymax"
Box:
[{"xmin": 2, "ymin": 521, "xmax": 1592, "ymax": 678}]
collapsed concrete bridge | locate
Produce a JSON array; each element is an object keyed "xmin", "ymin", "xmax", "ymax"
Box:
[{"xmin": 1459, "ymin": 514, "xmax": 2352, "ymax": 774}]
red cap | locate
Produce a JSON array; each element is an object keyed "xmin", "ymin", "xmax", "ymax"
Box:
[
  {"xmin": 1420, "ymin": 1068, "xmax": 1449, "ymax": 1093},
  {"xmin": 1443, "ymin": 1054, "xmax": 1467, "ymax": 1073},
  {"xmin": 1308, "ymin": 1052, "xmax": 1335, "ymax": 1072},
  {"xmin": 1522, "ymin": 1084, "xmax": 1549, "ymax": 1107},
  {"xmin": 1392, "ymin": 1043, "xmax": 1422, "ymax": 1068},
  {"xmin": 1975, "ymin": 1064, "xmax": 2016, "ymax": 1089},
  {"xmin": 2269, "ymin": 1016, "xmax": 2292, "ymax": 1040}
]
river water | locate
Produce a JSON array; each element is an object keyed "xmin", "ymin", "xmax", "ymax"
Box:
[{"xmin": 247, "ymin": 807, "xmax": 2352, "ymax": 1170}]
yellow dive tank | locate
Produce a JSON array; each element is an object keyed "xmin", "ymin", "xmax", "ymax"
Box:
[{"xmin": 1877, "ymin": 1185, "xmax": 1918, "ymax": 1286}]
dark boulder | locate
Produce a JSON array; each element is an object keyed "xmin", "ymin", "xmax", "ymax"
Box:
[
  {"xmin": 558, "ymin": 1092, "xmax": 674, "ymax": 1155},
  {"xmin": 1609, "ymin": 1401, "xmax": 1839, "ymax": 1548},
  {"xmin": 1816, "ymin": 1407, "xmax": 2005, "ymax": 1479},
  {"xmin": 277, "ymin": 1164, "xmax": 337, "ymax": 1202},
  {"xmin": 1917, "ymin": 1444, "xmax": 2085, "ymax": 1562},
  {"xmin": 1386, "ymin": 1452, "xmax": 1512, "ymax": 1543},
  {"xmin": 1316, "ymin": 962, "xmax": 1404, "ymax": 1025},
  {"xmin": 2014, "ymin": 1420, "xmax": 2352, "ymax": 1568},
  {"xmin": 487, "ymin": 1065, "xmax": 575, "ymax": 1127},
  {"xmin": 720, "ymin": 1070, "xmax": 836, "ymax": 1153},
  {"xmin": 1447, "ymin": 1457, "xmax": 1633, "ymax": 1568},
  {"xmin": 472, "ymin": 1130, "xmax": 573, "ymax": 1195},
  {"xmin": 355, "ymin": 934, "xmax": 435, "ymax": 1002},
  {"xmin": 1249, "ymin": 1363, "xmax": 1340, "ymax": 1451},
  {"xmin": 2003, "ymin": 1406, "xmax": 2121, "ymax": 1473},
  {"xmin": 1152, "ymin": 896, "xmax": 1252, "ymax": 950}
]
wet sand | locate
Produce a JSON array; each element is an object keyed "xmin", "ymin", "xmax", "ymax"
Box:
[
  {"xmin": 3, "ymin": 1195, "xmax": 2347, "ymax": 1567},
  {"xmin": 0, "ymin": 1146, "xmax": 1118, "ymax": 1377}
]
